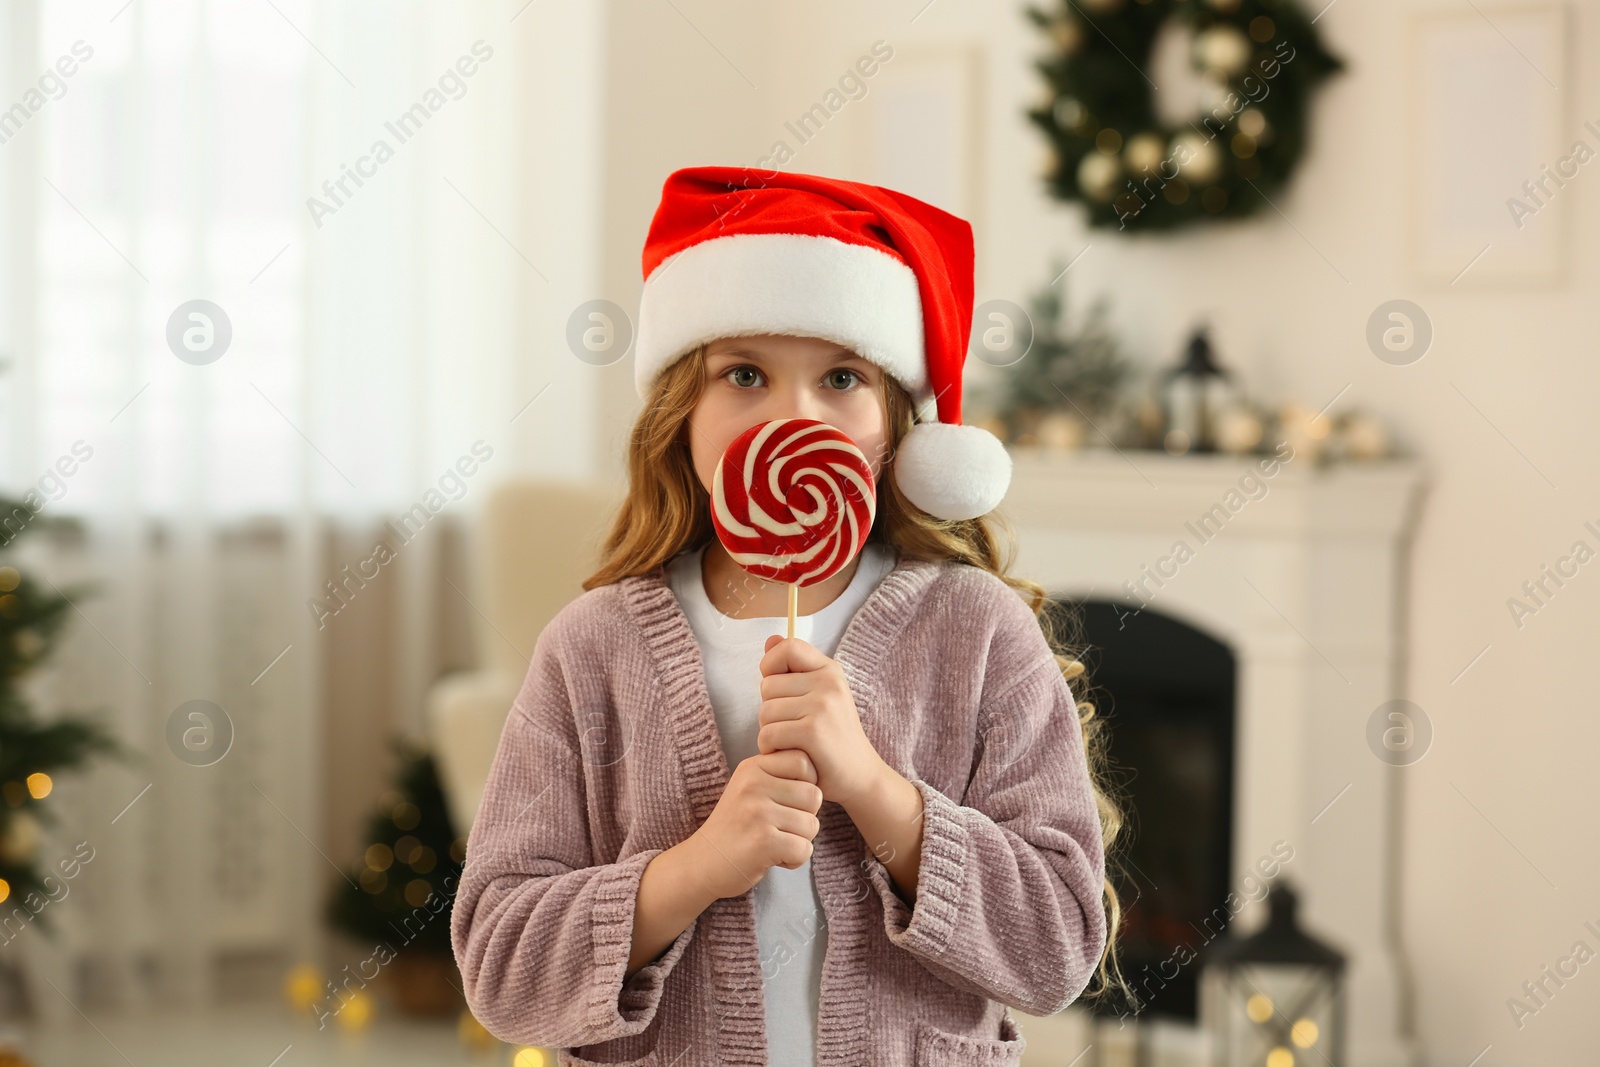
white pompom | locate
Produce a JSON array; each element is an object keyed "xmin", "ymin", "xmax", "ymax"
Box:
[{"xmin": 892, "ymin": 421, "xmax": 1012, "ymax": 521}]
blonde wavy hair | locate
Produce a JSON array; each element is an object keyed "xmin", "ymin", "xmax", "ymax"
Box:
[{"xmin": 585, "ymin": 341, "xmax": 1133, "ymax": 1006}]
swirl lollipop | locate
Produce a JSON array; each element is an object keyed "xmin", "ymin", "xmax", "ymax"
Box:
[{"xmin": 711, "ymin": 418, "xmax": 877, "ymax": 636}]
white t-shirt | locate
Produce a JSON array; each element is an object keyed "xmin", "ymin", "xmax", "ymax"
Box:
[{"xmin": 665, "ymin": 539, "xmax": 898, "ymax": 1065}]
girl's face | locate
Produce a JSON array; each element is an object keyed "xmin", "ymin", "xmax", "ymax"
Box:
[{"xmin": 684, "ymin": 333, "xmax": 890, "ymax": 495}]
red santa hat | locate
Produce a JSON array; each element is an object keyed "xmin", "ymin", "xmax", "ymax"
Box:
[{"xmin": 633, "ymin": 164, "xmax": 1011, "ymax": 522}]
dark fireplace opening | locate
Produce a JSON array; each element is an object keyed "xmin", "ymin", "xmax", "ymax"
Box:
[{"xmin": 1065, "ymin": 598, "xmax": 1237, "ymax": 1023}]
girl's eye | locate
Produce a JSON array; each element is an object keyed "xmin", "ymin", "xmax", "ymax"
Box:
[{"xmin": 720, "ymin": 366, "xmax": 864, "ymax": 390}]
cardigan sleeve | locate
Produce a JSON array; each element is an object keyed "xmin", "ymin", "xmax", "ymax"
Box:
[
  {"xmin": 449, "ymin": 638, "xmax": 697, "ymax": 1049},
  {"xmin": 861, "ymin": 627, "xmax": 1109, "ymax": 1016}
]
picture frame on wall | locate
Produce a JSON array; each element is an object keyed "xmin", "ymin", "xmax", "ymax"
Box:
[
  {"xmin": 1407, "ymin": 5, "xmax": 1569, "ymax": 286},
  {"xmin": 856, "ymin": 44, "xmax": 984, "ymax": 230}
]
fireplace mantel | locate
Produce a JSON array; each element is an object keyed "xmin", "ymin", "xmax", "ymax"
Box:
[{"xmin": 1004, "ymin": 445, "xmax": 1426, "ymax": 1067}]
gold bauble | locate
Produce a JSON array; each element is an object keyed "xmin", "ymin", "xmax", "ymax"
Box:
[
  {"xmin": 1124, "ymin": 133, "xmax": 1166, "ymax": 175},
  {"xmin": 1278, "ymin": 402, "xmax": 1329, "ymax": 463},
  {"xmin": 284, "ymin": 964, "xmax": 325, "ymax": 1011},
  {"xmin": 1053, "ymin": 96, "xmax": 1086, "ymax": 131},
  {"xmin": 1215, "ymin": 407, "xmax": 1264, "ymax": 455},
  {"xmin": 1038, "ymin": 411, "xmax": 1088, "ymax": 452},
  {"xmin": 1195, "ymin": 25, "xmax": 1251, "ymax": 74},
  {"xmin": 335, "ymin": 989, "xmax": 375, "ymax": 1031},
  {"xmin": 1077, "ymin": 153, "xmax": 1122, "ymax": 202},
  {"xmin": 1171, "ymin": 132, "xmax": 1223, "ymax": 184},
  {"xmin": 0, "ymin": 812, "xmax": 41, "ymax": 866},
  {"xmin": 458, "ymin": 1009, "xmax": 496, "ymax": 1050}
]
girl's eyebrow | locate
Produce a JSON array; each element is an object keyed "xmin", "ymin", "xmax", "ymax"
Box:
[{"xmin": 708, "ymin": 347, "xmax": 867, "ymax": 364}]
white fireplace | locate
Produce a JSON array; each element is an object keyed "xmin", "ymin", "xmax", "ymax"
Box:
[{"xmin": 1002, "ymin": 445, "xmax": 1425, "ymax": 1067}]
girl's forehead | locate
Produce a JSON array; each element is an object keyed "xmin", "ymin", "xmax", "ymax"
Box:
[{"xmin": 705, "ymin": 337, "xmax": 866, "ymax": 361}]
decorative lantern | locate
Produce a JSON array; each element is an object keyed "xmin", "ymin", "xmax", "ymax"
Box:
[
  {"xmin": 1160, "ymin": 327, "xmax": 1238, "ymax": 454},
  {"xmin": 1199, "ymin": 879, "xmax": 1347, "ymax": 1067}
]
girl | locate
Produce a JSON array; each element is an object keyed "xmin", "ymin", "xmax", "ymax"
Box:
[{"xmin": 451, "ymin": 166, "xmax": 1127, "ymax": 1066}]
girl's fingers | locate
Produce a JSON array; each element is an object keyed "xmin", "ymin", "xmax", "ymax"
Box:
[
  {"xmin": 758, "ymin": 636, "xmax": 828, "ymax": 677},
  {"xmin": 755, "ymin": 746, "xmax": 816, "ymax": 783},
  {"xmin": 768, "ymin": 797, "xmax": 823, "ymax": 838},
  {"xmin": 758, "ymin": 671, "xmax": 811, "ymax": 700},
  {"xmin": 756, "ymin": 694, "xmax": 808, "ymax": 725},
  {"xmin": 757, "ymin": 719, "xmax": 806, "ymax": 756},
  {"xmin": 767, "ymin": 776, "xmax": 825, "ymax": 815}
]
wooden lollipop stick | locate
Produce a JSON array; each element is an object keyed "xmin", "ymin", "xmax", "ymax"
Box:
[{"xmin": 787, "ymin": 581, "xmax": 798, "ymax": 639}]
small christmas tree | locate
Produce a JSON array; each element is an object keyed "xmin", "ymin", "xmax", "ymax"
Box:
[
  {"xmin": 0, "ymin": 498, "xmax": 126, "ymax": 933},
  {"xmin": 986, "ymin": 262, "xmax": 1132, "ymax": 430},
  {"xmin": 327, "ymin": 734, "xmax": 467, "ymax": 1015}
]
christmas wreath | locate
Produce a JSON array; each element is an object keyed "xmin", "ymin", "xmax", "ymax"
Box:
[{"xmin": 1024, "ymin": 0, "xmax": 1343, "ymax": 231}]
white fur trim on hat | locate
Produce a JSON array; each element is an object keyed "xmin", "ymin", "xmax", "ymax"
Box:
[
  {"xmin": 892, "ymin": 420, "xmax": 1012, "ymax": 521},
  {"xmin": 635, "ymin": 232, "xmax": 929, "ymax": 402}
]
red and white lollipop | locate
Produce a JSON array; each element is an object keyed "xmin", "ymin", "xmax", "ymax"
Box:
[{"xmin": 711, "ymin": 418, "xmax": 877, "ymax": 635}]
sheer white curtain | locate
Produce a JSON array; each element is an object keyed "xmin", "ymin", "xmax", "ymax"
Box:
[
  {"xmin": 18, "ymin": 1, "xmax": 525, "ymax": 513},
  {"xmin": 0, "ymin": 0, "xmax": 594, "ymax": 1014}
]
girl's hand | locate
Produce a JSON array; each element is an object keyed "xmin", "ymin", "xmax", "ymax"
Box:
[
  {"xmin": 757, "ymin": 635, "xmax": 885, "ymax": 809},
  {"xmin": 691, "ymin": 748, "xmax": 823, "ymax": 901}
]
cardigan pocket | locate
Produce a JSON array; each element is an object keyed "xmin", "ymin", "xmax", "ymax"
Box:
[
  {"xmin": 557, "ymin": 1042, "xmax": 663, "ymax": 1066},
  {"xmin": 913, "ymin": 1012, "xmax": 1026, "ymax": 1065}
]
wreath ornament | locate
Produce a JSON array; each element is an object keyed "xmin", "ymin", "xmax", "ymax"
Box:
[{"xmin": 1025, "ymin": 0, "xmax": 1343, "ymax": 231}]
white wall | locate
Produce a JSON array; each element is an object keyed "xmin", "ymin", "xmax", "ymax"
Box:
[
  {"xmin": 596, "ymin": 1, "xmax": 1600, "ymax": 1061},
  {"xmin": 507, "ymin": 0, "xmax": 608, "ymax": 484},
  {"xmin": 595, "ymin": 1, "xmax": 781, "ymax": 468}
]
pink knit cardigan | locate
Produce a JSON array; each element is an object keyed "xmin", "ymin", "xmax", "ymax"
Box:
[{"xmin": 450, "ymin": 551, "xmax": 1108, "ymax": 1065}]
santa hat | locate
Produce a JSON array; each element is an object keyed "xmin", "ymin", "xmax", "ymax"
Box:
[{"xmin": 633, "ymin": 165, "xmax": 1011, "ymax": 522}]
